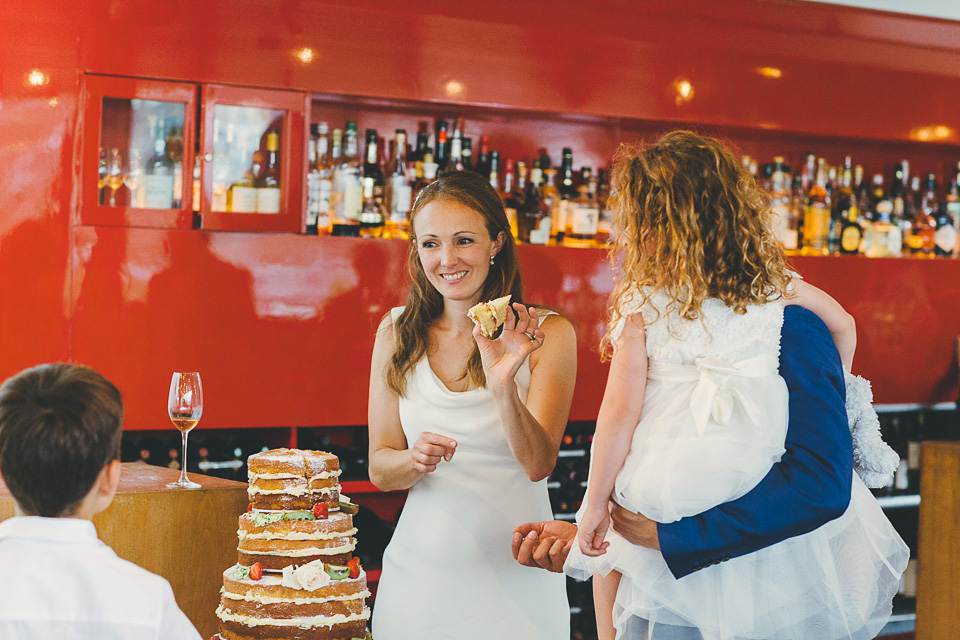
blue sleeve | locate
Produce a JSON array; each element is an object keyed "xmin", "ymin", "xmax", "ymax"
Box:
[{"xmin": 656, "ymin": 306, "xmax": 853, "ymax": 579}]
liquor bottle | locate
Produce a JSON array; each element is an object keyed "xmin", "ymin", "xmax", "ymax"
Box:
[
  {"xmin": 944, "ymin": 177, "xmax": 960, "ymax": 257},
  {"xmin": 412, "ymin": 152, "xmax": 438, "ymax": 204},
  {"xmin": 256, "ymin": 130, "xmax": 281, "ymax": 214},
  {"xmin": 487, "ymin": 150, "xmax": 501, "ymax": 193},
  {"xmin": 557, "ymin": 148, "xmax": 577, "ymax": 241},
  {"xmin": 474, "ymin": 135, "xmax": 491, "ymax": 177},
  {"xmin": 314, "ymin": 122, "xmax": 333, "ymax": 234},
  {"xmin": 934, "ymin": 201, "xmax": 957, "ymax": 258},
  {"xmin": 834, "ymin": 158, "xmax": 861, "ymax": 254},
  {"xmin": 502, "ymin": 159, "xmax": 521, "ymax": 240},
  {"xmin": 802, "ymin": 158, "xmax": 830, "ymax": 254},
  {"xmin": 568, "ymin": 172, "xmax": 599, "ymax": 245},
  {"xmin": 865, "ymin": 175, "xmax": 893, "ymax": 257},
  {"xmin": 434, "ymin": 119, "xmax": 449, "ymax": 172},
  {"xmin": 306, "ymin": 123, "xmax": 318, "ymax": 233},
  {"xmin": 461, "ymin": 137, "xmax": 474, "ymax": 172},
  {"xmin": 522, "ymin": 161, "xmax": 551, "ymax": 244},
  {"xmin": 386, "ymin": 129, "xmax": 412, "ymax": 239},
  {"xmin": 788, "ymin": 173, "xmax": 805, "ymax": 250},
  {"xmin": 413, "ymin": 121, "xmax": 431, "ymax": 163},
  {"xmin": 165, "ymin": 124, "xmax": 184, "ymax": 209},
  {"xmin": 596, "ymin": 167, "xmax": 613, "ymax": 245},
  {"xmin": 360, "ymin": 128, "xmax": 385, "ymax": 236},
  {"xmin": 447, "ymin": 119, "xmax": 465, "ymax": 172},
  {"xmin": 911, "ymin": 172, "xmax": 937, "ymax": 255},
  {"xmin": 541, "ymin": 168, "xmax": 562, "ymax": 243},
  {"xmin": 769, "ymin": 157, "xmax": 794, "ymax": 249},
  {"xmin": 227, "ymin": 151, "xmax": 260, "ymax": 214},
  {"xmin": 143, "ymin": 117, "xmax": 176, "ymax": 209},
  {"xmin": 332, "ymin": 122, "xmax": 362, "ymax": 235}
]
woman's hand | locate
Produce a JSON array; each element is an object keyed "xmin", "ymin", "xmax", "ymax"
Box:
[
  {"xmin": 408, "ymin": 431, "xmax": 458, "ymax": 474},
  {"xmin": 472, "ymin": 303, "xmax": 545, "ymax": 396},
  {"xmin": 577, "ymin": 503, "xmax": 611, "ymax": 557}
]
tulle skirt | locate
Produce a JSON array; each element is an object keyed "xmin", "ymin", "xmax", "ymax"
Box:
[{"xmin": 566, "ymin": 478, "xmax": 908, "ymax": 640}]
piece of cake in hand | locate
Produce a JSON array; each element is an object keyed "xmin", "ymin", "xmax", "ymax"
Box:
[
  {"xmin": 467, "ymin": 294, "xmax": 512, "ymax": 338},
  {"xmin": 215, "ymin": 448, "xmax": 371, "ymax": 640}
]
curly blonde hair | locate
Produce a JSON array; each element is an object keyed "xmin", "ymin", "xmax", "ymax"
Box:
[{"xmin": 601, "ymin": 130, "xmax": 791, "ymax": 359}]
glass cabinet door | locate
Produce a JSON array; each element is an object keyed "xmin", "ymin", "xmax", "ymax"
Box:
[
  {"xmin": 199, "ymin": 85, "xmax": 307, "ymax": 232},
  {"xmin": 82, "ymin": 75, "xmax": 196, "ymax": 228}
]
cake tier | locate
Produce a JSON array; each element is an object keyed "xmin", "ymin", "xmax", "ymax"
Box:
[
  {"xmin": 218, "ymin": 567, "xmax": 370, "ymax": 640},
  {"xmin": 247, "ymin": 449, "xmax": 342, "ymax": 511},
  {"xmin": 248, "ymin": 448, "xmax": 340, "ymax": 477},
  {"xmin": 237, "ymin": 511, "xmax": 356, "ymax": 571}
]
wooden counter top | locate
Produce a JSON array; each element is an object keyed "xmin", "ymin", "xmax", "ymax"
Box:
[{"xmin": 0, "ymin": 461, "xmax": 248, "ymax": 637}]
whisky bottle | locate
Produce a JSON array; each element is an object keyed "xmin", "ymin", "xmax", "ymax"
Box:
[
  {"xmin": 412, "ymin": 152, "xmax": 438, "ymax": 205},
  {"xmin": 360, "ymin": 128, "xmax": 385, "ymax": 236},
  {"xmin": 313, "ymin": 122, "xmax": 333, "ymax": 234},
  {"xmin": 567, "ymin": 180, "xmax": 599, "ymax": 245},
  {"xmin": 502, "ymin": 159, "xmax": 522, "ymax": 241},
  {"xmin": 227, "ymin": 150, "xmax": 260, "ymax": 214},
  {"xmin": 143, "ymin": 117, "xmax": 176, "ymax": 209},
  {"xmin": 255, "ymin": 130, "xmax": 281, "ymax": 214},
  {"xmin": 332, "ymin": 122, "xmax": 362, "ymax": 235},
  {"xmin": 802, "ymin": 158, "xmax": 830, "ymax": 254},
  {"xmin": 386, "ymin": 129, "xmax": 412, "ymax": 239},
  {"xmin": 523, "ymin": 160, "xmax": 551, "ymax": 245},
  {"xmin": 413, "ymin": 121, "xmax": 430, "ymax": 163},
  {"xmin": 865, "ymin": 175, "xmax": 893, "ymax": 257},
  {"xmin": 835, "ymin": 158, "xmax": 861, "ymax": 254},
  {"xmin": 541, "ymin": 167, "xmax": 562, "ymax": 243}
]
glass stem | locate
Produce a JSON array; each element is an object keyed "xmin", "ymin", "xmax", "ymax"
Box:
[{"xmin": 179, "ymin": 431, "xmax": 189, "ymax": 484}]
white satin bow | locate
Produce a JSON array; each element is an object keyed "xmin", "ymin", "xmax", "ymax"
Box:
[{"xmin": 648, "ymin": 353, "xmax": 778, "ymax": 436}]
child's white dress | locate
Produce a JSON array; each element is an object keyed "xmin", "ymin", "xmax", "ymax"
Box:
[{"xmin": 565, "ymin": 293, "xmax": 908, "ymax": 640}]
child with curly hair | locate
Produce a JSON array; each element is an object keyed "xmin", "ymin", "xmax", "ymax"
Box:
[{"xmin": 566, "ymin": 131, "xmax": 907, "ymax": 640}]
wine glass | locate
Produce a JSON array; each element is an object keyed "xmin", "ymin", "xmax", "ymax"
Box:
[
  {"xmin": 166, "ymin": 371, "xmax": 203, "ymax": 489},
  {"xmin": 105, "ymin": 148, "xmax": 125, "ymax": 206}
]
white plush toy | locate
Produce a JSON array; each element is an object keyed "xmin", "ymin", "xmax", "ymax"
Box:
[{"xmin": 844, "ymin": 372, "xmax": 901, "ymax": 488}]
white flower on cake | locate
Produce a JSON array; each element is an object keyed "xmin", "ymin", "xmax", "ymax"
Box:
[{"xmin": 281, "ymin": 560, "xmax": 331, "ymax": 591}]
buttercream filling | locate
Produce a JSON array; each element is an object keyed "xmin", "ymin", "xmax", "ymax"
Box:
[
  {"xmin": 216, "ymin": 605, "xmax": 370, "ymax": 628},
  {"xmin": 239, "ymin": 528, "xmax": 357, "ymax": 541},
  {"xmin": 220, "ymin": 588, "xmax": 371, "ymax": 605},
  {"xmin": 249, "ymin": 470, "xmax": 342, "ymax": 481},
  {"xmin": 239, "ymin": 542, "xmax": 356, "ymax": 556}
]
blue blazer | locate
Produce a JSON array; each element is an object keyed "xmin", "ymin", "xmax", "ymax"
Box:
[{"xmin": 657, "ymin": 306, "xmax": 853, "ymax": 579}]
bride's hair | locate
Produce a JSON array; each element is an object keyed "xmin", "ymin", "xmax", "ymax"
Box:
[
  {"xmin": 385, "ymin": 171, "xmax": 523, "ymax": 396},
  {"xmin": 601, "ymin": 130, "xmax": 791, "ymax": 359}
]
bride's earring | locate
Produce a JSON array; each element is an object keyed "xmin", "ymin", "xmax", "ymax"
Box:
[{"xmin": 490, "ymin": 255, "xmax": 495, "ymax": 265}]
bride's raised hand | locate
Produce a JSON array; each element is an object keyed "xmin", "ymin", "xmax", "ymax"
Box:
[{"xmin": 472, "ymin": 303, "xmax": 545, "ymax": 395}]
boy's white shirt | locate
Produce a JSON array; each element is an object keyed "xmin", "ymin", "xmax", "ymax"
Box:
[{"xmin": 0, "ymin": 515, "xmax": 202, "ymax": 640}]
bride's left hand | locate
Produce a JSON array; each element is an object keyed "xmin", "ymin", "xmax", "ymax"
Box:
[{"xmin": 472, "ymin": 303, "xmax": 544, "ymax": 395}]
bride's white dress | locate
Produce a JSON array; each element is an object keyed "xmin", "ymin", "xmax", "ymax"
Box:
[
  {"xmin": 565, "ymin": 294, "xmax": 908, "ymax": 640},
  {"xmin": 371, "ymin": 307, "xmax": 569, "ymax": 640}
]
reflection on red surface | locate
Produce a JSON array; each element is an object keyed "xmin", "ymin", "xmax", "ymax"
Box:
[{"xmin": 66, "ymin": 230, "xmax": 960, "ymax": 429}]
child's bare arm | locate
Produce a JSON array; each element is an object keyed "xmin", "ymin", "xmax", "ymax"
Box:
[
  {"xmin": 785, "ymin": 279, "xmax": 857, "ymax": 371},
  {"xmin": 584, "ymin": 314, "xmax": 649, "ymax": 514}
]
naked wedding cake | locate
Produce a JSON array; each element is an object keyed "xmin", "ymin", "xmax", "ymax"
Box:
[{"xmin": 214, "ymin": 448, "xmax": 371, "ymax": 640}]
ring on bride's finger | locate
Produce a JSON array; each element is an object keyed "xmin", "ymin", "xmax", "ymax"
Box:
[{"xmin": 523, "ymin": 331, "xmax": 537, "ymax": 341}]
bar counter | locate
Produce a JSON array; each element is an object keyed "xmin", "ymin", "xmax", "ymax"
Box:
[{"xmin": 0, "ymin": 462, "xmax": 247, "ymax": 637}]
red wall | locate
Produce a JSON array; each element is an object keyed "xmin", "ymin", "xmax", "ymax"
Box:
[{"xmin": 2, "ymin": 0, "xmax": 960, "ymax": 430}]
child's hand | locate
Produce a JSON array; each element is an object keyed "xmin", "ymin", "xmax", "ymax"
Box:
[{"xmin": 577, "ymin": 504, "xmax": 611, "ymax": 557}]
